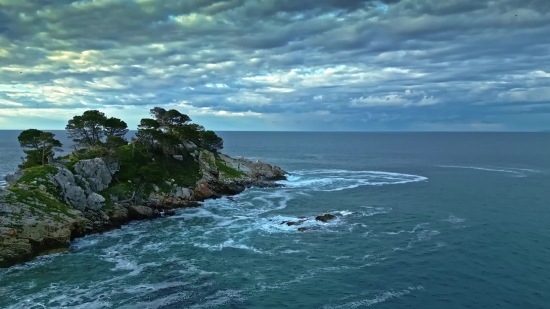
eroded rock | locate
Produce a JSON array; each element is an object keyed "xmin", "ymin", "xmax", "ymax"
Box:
[
  {"xmin": 315, "ymin": 214, "xmax": 336, "ymax": 222},
  {"xmin": 128, "ymin": 206, "xmax": 159, "ymax": 220}
]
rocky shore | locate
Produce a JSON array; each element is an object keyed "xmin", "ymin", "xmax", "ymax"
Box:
[{"xmin": 0, "ymin": 148, "xmax": 287, "ymax": 268}]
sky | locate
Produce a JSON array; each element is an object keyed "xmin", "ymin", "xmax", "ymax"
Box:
[{"xmin": 0, "ymin": 0, "xmax": 549, "ymax": 131}]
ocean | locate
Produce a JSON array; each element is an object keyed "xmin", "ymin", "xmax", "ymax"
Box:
[{"xmin": 0, "ymin": 131, "xmax": 549, "ymax": 308}]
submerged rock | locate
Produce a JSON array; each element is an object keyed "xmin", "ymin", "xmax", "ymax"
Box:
[
  {"xmin": 315, "ymin": 214, "xmax": 336, "ymax": 222},
  {"xmin": 281, "ymin": 220, "xmax": 306, "ymax": 226}
]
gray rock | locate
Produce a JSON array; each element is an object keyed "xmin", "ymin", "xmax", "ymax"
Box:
[
  {"xmin": 174, "ymin": 187, "xmax": 192, "ymax": 199},
  {"xmin": 4, "ymin": 170, "xmax": 25, "ymax": 187},
  {"xmin": 38, "ymin": 184, "xmax": 47, "ymax": 191},
  {"xmin": 128, "ymin": 206, "xmax": 159, "ymax": 220},
  {"xmin": 49, "ymin": 166, "xmax": 88, "ymax": 211},
  {"xmin": 74, "ymin": 175, "xmax": 92, "ymax": 194},
  {"xmin": 183, "ymin": 141, "xmax": 197, "ymax": 151},
  {"xmin": 86, "ymin": 193, "xmax": 106, "ymax": 211},
  {"xmin": 74, "ymin": 158, "xmax": 113, "ymax": 192}
]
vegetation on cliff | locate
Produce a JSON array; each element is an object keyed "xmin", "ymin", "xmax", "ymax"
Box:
[
  {"xmin": 15, "ymin": 107, "xmax": 230, "ymax": 203},
  {"xmin": 2, "ymin": 107, "xmax": 286, "ymax": 268}
]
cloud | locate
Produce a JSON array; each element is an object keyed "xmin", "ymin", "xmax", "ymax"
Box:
[{"xmin": 0, "ymin": 0, "xmax": 549, "ymax": 130}]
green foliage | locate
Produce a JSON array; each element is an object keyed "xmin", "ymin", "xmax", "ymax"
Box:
[
  {"xmin": 105, "ymin": 135, "xmax": 128, "ymax": 149},
  {"xmin": 17, "ymin": 129, "xmax": 63, "ymax": 168},
  {"xmin": 104, "ymin": 117, "xmax": 129, "ymax": 137},
  {"xmin": 174, "ymin": 124, "xmax": 204, "ymax": 146},
  {"xmin": 6, "ymin": 187, "xmax": 75, "ymax": 220},
  {"xmin": 19, "ymin": 150, "xmax": 42, "ymax": 169},
  {"xmin": 66, "ymin": 110, "xmax": 128, "ymax": 147},
  {"xmin": 135, "ymin": 107, "xmax": 223, "ymax": 156},
  {"xmin": 200, "ymin": 130, "xmax": 223, "ymax": 152},
  {"xmin": 99, "ymin": 182, "xmax": 134, "ymax": 209},
  {"xmin": 17, "ymin": 165, "xmax": 58, "ymax": 184},
  {"xmin": 113, "ymin": 144, "xmax": 200, "ymax": 194},
  {"xmin": 216, "ymin": 159, "xmax": 245, "ymax": 178},
  {"xmin": 150, "ymin": 107, "xmax": 191, "ymax": 131},
  {"xmin": 6, "ymin": 165, "xmax": 73, "ymax": 220},
  {"xmin": 16, "ymin": 106, "xmax": 223, "ymax": 207}
]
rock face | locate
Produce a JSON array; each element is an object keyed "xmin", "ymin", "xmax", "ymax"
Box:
[
  {"xmin": 128, "ymin": 206, "xmax": 160, "ymax": 220},
  {"xmin": 192, "ymin": 149, "xmax": 287, "ymax": 200},
  {"xmin": 1, "ymin": 149, "xmax": 287, "ymax": 268},
  {"xmin": 74, "ymin": 158, "xmax": 116, "ymax": 192},
  {"xmin": 0, "ymin": 188, "xmax": 87, "ymax": 268},
  {"xmin": 4, "ymin": 169, "xmax": 25, "ymax": 187}
]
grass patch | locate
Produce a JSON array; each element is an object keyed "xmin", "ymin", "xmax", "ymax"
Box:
[
  {"xmin": 6, "ymin": 187, "xmax": 76, "ymax": 221},
  {"xmin": 17, "ymin": 165, "xmax": 58, "ymax": 184},
  {"xmin": 216, "ymin": 159, "xmax": 246, "ymax": 179}
]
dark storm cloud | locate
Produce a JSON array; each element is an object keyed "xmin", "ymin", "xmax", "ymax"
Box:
[{"xmin": 0, "ymin": 0, "xmax": 549, "ymax": 130}]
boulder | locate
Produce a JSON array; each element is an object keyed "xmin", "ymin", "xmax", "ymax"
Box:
[
  {"xmin": 194, "ymin": 179, "xmax": 216, "ymax": 200},
  {"xmin": 108, "ymin": 205, "xmax": 129, "ymax": 225},
  {"xmin": 174, "ymin": 187, "xmax": 192, "ymax": 199},
  {"xmin": 281, "ymin": 220, "xmax": 306, "ymax": 226},
  {"xmin": 297, "ymin": 227, "xmax": 308, "ymax": 232},
  {"xmin": 49, "ymin": 166, "xmax": 88, "ymax": 211},
  {"xmin": 128, "ymin": 206, "xmax": 160, "ymax": 220},
  {"xmin": 4, "ymin": 169, "xmax": 25, "ymax": 187},
  {"xmin": 163, "ymin": 209, "xmax": 176, "ymax": 216},
  {"xmin": 86, "ymin": 193, "xmax": 106, "ymax": 211},
  {"xmin": 315, "ymin": 214, "xmax": 336, "ymax": 222},
  {"xmin": 74, "ymin": 158, "xmax": 115, "ymax": 192}
]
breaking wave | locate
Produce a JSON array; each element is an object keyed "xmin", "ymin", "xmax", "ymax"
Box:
[
  {"xmin": 439, "ymin": 165, "xmax": 542, "ymax": 177},
  {"xmin": 0, "ymin": 168, "xmax": 438, "ymax": 309},
  {"xmin": 279, "ymin": 169, "xmax": 427, "ymax": 192}
]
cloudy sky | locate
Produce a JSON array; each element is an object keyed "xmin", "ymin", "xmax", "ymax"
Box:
[{"xmin": 1, "ymin": 0, "xmax": 549, "ymax": 131}]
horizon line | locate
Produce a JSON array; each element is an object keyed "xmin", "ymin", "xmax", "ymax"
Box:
[{"xmin": 0, "ymin": 130, "xmax": 549, "ymax": 133}]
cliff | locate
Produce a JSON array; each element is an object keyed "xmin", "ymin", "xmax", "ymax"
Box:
[{"xmin": 0, "ymin": 148, "xmax": 286, "ymax": 268}]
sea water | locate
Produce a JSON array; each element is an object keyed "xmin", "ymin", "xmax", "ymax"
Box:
[{"xmin": 0, "ymin": 132, "xmax": 549, "ymax": 308}]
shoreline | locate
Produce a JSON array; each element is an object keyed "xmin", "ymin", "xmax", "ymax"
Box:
[{"xmin": 0, "ymin": 151, "xmax": 287, "ymax": 269}]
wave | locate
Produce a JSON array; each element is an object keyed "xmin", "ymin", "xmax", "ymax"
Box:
[
  {"xmin": 0, "ymin": 167, "xmax": 437, "ymax": 309},
  {"xmin": 442, "ymin": 213, "xmax": 465, "ymax": 224},
  {"xmin": 279, "ymin": 169, "xmax": 427, "ymax": 192},
  {"xmin": 323, "ymin": 286, "xmax": 425, "ymax": 309},
  {"xmin": 438, "ymin": 165, "xmax": 539, "ymax": 176}
]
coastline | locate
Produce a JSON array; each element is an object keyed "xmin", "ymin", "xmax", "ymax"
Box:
[{"xmin": 0, "ymin": 149, "xmax": 287, "ymax": 268}]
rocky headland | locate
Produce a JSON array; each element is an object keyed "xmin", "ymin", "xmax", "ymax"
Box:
[{"xmin": 0, "ymin": 143, "xmax": 286, "ymax": 268}]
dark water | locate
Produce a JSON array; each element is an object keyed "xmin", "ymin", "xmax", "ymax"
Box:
[{"xmin": 1, "ymin": 132, "xmax": 549, "ymax": 308}]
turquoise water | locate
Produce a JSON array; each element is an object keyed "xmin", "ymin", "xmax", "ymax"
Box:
[{"xmin": 1, "ymin": 132, "xmax": 549, "ymax": 308}]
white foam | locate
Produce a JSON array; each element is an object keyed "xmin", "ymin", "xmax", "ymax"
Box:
[
  {"xmin": 439, "ymin": 165, "xmax": 523, "ymax": 175},
  {"xmin": 279, "ymin": 169, "xmax": 427, "ymax": 192},
  {"xmin": 511, "ymin": 168, "xmax": 541, "ymax": 172},
  {"xmin": 383, "ymin": 223, "xmax": 428, "ymax": 235},
  {"xmin": 416, "ymin": 229, "xmax": 440, "ymax": 241},
  {"xmin": 194, "ymin": 239, "xmax": 269, "ymax": 255},
  {"xmin": 442, "ymin": 213, "xmax": 465, "ymax": 224},
  {"xmin": 323, "ymin": 286, "xmax": 424, "ymax": 309},
  {"xmin": 277, "ymin": 249, "xmax": 306, "ymax": 255}
]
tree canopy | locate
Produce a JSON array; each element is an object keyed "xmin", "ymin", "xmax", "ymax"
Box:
[
  {"xmin": 136, "ymin": 107, "xmax": 223, "ymax": 154},
  {"xmin": 17, "ymin": 129, "xmax": 63, "ymax": 167},
  {"xmin": 66, "ymin": 110, "xmax": 128, "ymax": 147}
]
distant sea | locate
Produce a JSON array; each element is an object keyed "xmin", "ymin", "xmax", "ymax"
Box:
[{"xmin": 1, "ymin": 131, "xmax": 549, "ymax": 308}]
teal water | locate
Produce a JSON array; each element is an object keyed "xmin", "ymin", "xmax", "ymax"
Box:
[{"xmin": 1, "ymin": 132, "xmax": 549, "ymax": 308}]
